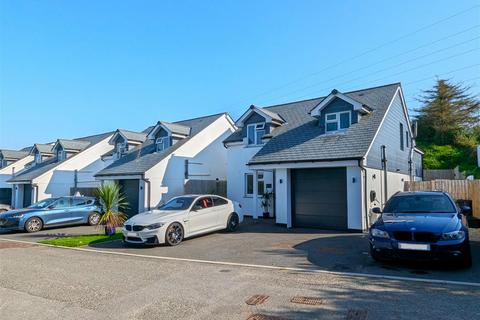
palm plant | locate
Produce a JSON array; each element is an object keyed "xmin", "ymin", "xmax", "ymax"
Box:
[{"xmin": 94, "ymin": 182, "xmax": 128, "ymax": 235}]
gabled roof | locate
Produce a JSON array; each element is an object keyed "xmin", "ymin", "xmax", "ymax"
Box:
[
  {"xmin": 52, "ymin": 139, "xmax": 91, "ymax": 152},
  {"xmin": 235, "ymin": 105, "xmax": 285, "ymax": 127},
  {"xmin": 0, "ymin": 149, "xmax": 30, "ymax": 161},
  {"xmin": 109, "ymin": 129, "xmax": 147, "ymax": 145},
  {"xmin": 30, "ymin": 143, "xmax": 54, "ymax": 155},
  {"xmin": 96, "ymin": 113, "xmax": 227, "ymax": 176},
  {"xmin": 310, "ymin": 89, "xmax": 372, "ymax": 116},
  {"xmin": 224, "ymin": 83, "xmax": 402, "ymax": 165},
  {"xmin": 147, "ymin": 121, "xmax": 191, "ymax": 139},
  {"xmin": 9, "ymin": 132, "xmax": 112, "ymax": 183}
]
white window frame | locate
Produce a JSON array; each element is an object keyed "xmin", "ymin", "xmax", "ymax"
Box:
[
  {"xmin": 57, "ymin": 149, "xmax": 65, "ymax": 161},
  {"xmin": 325, "ymin": 111, "xmax": 351, "ymax": 133},
  {"xmin": 246, "ymin": 123, "xmax": 266, "ymax": 146},
  {"xmin": 156, "ymin": 137, "xmax": 169, "ymax": 152}
]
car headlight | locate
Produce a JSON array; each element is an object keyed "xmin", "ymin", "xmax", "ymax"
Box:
[
  {"xmin": 11, "ymin": 214, "xmax": 24, "ymax": 219},
  {"xmin": 371, "ymin": 228, "xmax": 389, "ymax": 239},
  {"xmin": 441, "ymin": 230, "xmax": 465, "ymax": 240},
  {"xmin": 145, "ymin": 222, "xmax": 164, "ymax": 230}
]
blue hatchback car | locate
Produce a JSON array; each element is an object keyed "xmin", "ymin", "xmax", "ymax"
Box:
[
  {"xmin": 0, "ymin": 196, "xmax": 101, "ymax": 232},
  {"xmin": 369, "ymin": 191, "xmax": 472, "ymax": 267}
]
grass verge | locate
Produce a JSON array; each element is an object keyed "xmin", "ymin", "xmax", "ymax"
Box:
[{"xmin": 38, "ymin": 230, "xmax": 122, "ymax": 247}]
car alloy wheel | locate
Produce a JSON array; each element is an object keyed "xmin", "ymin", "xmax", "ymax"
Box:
[
  {"xmin": 88, "ymin": 213, "xmax": 101, "ymax": 226},
  {"xmin": 165, "ymin": 223, "xmax": 184, "ymax": 246},
  {"xmin": 227, "ymin": 213, "xmax": 239, "ymax": 232},
  {"xmin": 25, "ymin": 217, "xmax": 43, "ymax": 233}
]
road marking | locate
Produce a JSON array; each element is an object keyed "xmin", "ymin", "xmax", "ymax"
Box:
[{"xmin": 1, "ymin": 237, "xmax": 479, "ymax": 288}]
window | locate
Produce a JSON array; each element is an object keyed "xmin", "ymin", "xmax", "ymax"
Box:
[
  {"xmin": 116, "ymin": 142, "xmax": 127, "ymax": 158},
  {"xmin": 72, "ymin": 198, "xmax": 87, "ymax": 206},
  {"xmin": 212, "ymin": 196, "xmax": 228, "ymax": 206},
  {"xmin": 246, "ymin": 123, "xmax": 266, "ymax": 145},
  {"xmin": 0, "ymin": 158, "xmax": 6, "ymax": 168},
  {"xmin": 257, "ymin": 180, "xmax": 265, "ymax": 196},
  {"xmin": 325, "ymin": 112, "xmax": 351, "ymax": 132},
  {"xmin": 156, "ymin": 137, "xmax": 169, "ymax": 152},
  {"xmin": 35, "ymin": 152, "xmax": 42, "ymax": 164},
  {"xmin": 245, "ymin": 173, "xmax": 254, "ymax": 196},
  {"xmin": 57, "ymin": 149, "xmax": 65, "ymax": 161},
  {"xmin": 406, "ymin": 131, "xmax": 410, "ymax": 148},
  {"xmin": 158, "ymin": 196, "xmax": 196, "ymax": 210},
  {"xmin": 400, "ymin": 123, "xmax": 404, "ymax": 151},
  {"xmin": 52, "ymin": 198, "xmax": 71, "ymax": 209},
  {"xmin": 193, "ymin": 197, "xmax": 213, "ymax": 210}
]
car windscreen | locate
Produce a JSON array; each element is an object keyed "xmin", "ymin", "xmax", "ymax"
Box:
[
  {"xmin": 28, "ymin": 198, "xmax": 57, "ymax": 209},
  {"xmin": 383, "ymin": 194, "xmax": 456, "ymax": 214},
  {"xmin": 158, "ymin": 197, "xmax": 196, "ymax": 211}
]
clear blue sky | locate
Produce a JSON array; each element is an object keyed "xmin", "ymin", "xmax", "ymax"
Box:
[{"xmin": 1, "ymin": 0, "xmax": 479, "ymax": 149}]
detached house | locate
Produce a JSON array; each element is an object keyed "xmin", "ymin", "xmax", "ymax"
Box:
[
  {"xmin": 95, "ymin": 112, "xmax": 236, "ymax": 216},
  {"xmin": 224, "ymin": 83, "xmax": 423, "ymax": 231},
  {"xmin": 8, "ymin": 132, "xmax": 113, "ymax": 208},
  {"xmin": 0, "ymin": 149, "xmax": 33, "ymax": 206}
]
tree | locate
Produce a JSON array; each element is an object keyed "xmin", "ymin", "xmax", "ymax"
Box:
[
  {"xmin": 415, "ymin": 79, "xmax": 480, "ymax": 145},
  {"xmin": 94, "ymin": 182, "xmax": 128, "ymax": 235}
]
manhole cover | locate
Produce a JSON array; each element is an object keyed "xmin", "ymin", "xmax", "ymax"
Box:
[
  {"xmin": 247, "ymin": 314, "xmax": 288, "ymax": 320},
  {"xmin": 245, "ymin": 295, "xmax": 269, "ymax": 306},
  {"xmin": 346, "ymin": 309, "xmax": 368, "ymax": 320},
  {"xmin": 0, "ymin": 241, "xmax": 35, "ymax": 249},
  {"xmin": 290, "ymin": 296, "xmax": 323, "ymax": 305}
]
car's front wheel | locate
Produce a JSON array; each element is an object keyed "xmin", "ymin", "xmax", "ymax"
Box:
[
  {"xmin": 25, "ymin": 217, "xmax": 43, "ymax": 233},
  {"xmin": 165, "ymin": 222, "xmax": 184, "ymax": 246},
  {"xmin": 88, "ymin": 213, "xmax": 101, "ymax": 226},
  {"xmin": 226, "ymin": 213, "xmax": 239, "ymax": 232}
]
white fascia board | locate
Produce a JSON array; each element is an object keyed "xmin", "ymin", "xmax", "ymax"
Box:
[
  {"xmin": 311, "ymin": 92, "xmax": 366, "ymax": 117},
  {"xmin": 235, "ymin": 107, "xmax": 273, "ymax": 127},
  {"xmin": 95, "ymin": 174, "xmax": 143, "ymax": 180},
  {"xmin": 248, "ymin": 159, "xmax": 359, "ymax": 170}
]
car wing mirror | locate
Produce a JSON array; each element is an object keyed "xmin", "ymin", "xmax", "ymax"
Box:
[
  {"xmin": 371, "ymin": 207, "xmax": 382, "ymax": 214},
  {"xmin": 460, "ymin": 206, "xmax": 472, "ymax": 215}
]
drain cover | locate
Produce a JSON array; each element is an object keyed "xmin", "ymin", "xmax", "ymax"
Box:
[
  {"xmin": 245, "ymin": 295, "xmax": 269, "ymax": 306},
  {"xmin": 247, "ymin": 314, "xmax": 287, "ymax": 320},
  {"xmin": 290, "ymin": 296, "xmax": 323, "ymax": 305},
  {"xmin": 346, "ymin": 309, "xmax": 368, "ymax": 320}
]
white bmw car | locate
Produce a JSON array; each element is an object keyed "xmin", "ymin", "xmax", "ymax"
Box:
[{"xmin": 122, "ymin": 195, "xmax": 243, "ymax": 246}]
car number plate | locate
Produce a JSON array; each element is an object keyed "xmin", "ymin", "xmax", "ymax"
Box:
[
  {"xmin": 398, "ymin": 243, "xmax": 430, "ymax": 251},
  {"xmin": 127, "ymin": 232, "xmax": 139, "ymax": 237}
]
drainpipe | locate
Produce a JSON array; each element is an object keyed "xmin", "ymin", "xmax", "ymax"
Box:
[
  {"xmin": 32, "ymin": 183, "xmax": 38, "ymax": 204},
  {"xmin": 74, "ymin": 169, "xmax": 78, "ymax": 194},
  {"xmin": 358, "ymin": 158, "xmax": 369, "ymax": 231},
  {"xmin": 381, "ymin": 145, "xmax": 388, "ymax": 205},
  {"xmin": 142, "ymin": 174, "xmax": 151, "ymax": 211}
]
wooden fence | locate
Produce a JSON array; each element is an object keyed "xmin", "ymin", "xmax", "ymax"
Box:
[
  {"xmin": 184, "ymin": 180, "xmax": 227, "ymax": 197},
  {"xmin": 404, "ymin": 180, "xmax": 480, "ymax": 218}
]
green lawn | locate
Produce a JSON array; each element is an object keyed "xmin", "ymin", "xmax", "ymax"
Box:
[{"xmin": 38, "ymin": 231, "xmax": 123, "ymax": 247}]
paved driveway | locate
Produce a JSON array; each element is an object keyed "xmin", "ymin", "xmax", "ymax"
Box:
[{"xmin": 1, "ymin": 219, "xmax": 479, "ymax": 284}]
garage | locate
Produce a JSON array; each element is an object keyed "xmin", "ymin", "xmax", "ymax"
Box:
[
  {"xmin": 292, "ymin": 167, "xmax": 347, "ymax": 230},
  {"xmin": 0, "ymin": 188, "xmax": 12, "ymax": 206},
  {"xmin": 23, "ymin": 184, "xmax": 33, "ymax": 208}
]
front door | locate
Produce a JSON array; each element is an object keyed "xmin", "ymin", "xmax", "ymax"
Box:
[
  {"xmin": 188, "ymin": 197, "xmax": 217, "ymax": 235},
  {"xmin": 23, "ymin": 184, "xmax": 33, "ymax": 208}
]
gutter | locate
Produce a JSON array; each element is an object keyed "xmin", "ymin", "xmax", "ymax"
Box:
[
  {"xmin": 142, "ymin": 174, "xmax": 151, "ymax": 211},
  {"xmin": 358, "ymin": 158, "xmax": 369, "ymax": 231},
  {"xmin": 247, "ymin": 156, "xmax": 364, "ymax": 166}
]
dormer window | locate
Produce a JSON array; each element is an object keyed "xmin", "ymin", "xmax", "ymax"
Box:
[
  {"xmin": 247, "ymin": 123, "xmax": 265, "ymax": 145},
  {"xmin": 156, "ymin": 137, "xmax": 169, "ymax": 152},
  {"xmin": 35, "ymin": 152, "xmax": 42, "ymax": 164},
  {"xmin": 57, "ymin": 150, "xmax": 65, "ymax": 161},
  {"xmin": 325, "ymin": 112, "xmax": 351, "ymax": 133},
  {"xmin": 115, "ymin": 142, "xmax": 127, "ymax": 159}
]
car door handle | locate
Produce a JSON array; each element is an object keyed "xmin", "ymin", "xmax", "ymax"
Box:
[{"xmin": 183, "ymin": 219, "xmax": 189, "ymax": 222}]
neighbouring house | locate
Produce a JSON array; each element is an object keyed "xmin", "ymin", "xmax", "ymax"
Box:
[
  {"xmin": 224, "ymin": 83, "xmax": 423, "ymax": 231},
  {"xmin": 0, "ymin": 149, "xmax": 33, "ymax": 206},
  {"xmin": 7, "ymin": 132, "xmax": 113, "ymax": 208},
  {"xmin": 95, "ymin": 112, "xmax": 236, "ymax": 217}
]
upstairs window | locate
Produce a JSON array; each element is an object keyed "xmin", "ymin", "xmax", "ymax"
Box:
[
  {"xmin": 0, "ymin": 158, "xmax": 6, "ymax": 168},
  {"xmin": 246, "ymin": 123, "xmax": 265, "ymax": 145},
  {"xmin": 35, "ymin": 152, "xmax": 42, "ymax": 164},
  {"xmin": 325, "ymin": 111, "xmax": 351, "ymax": 132},
  {"xmin": 156, "ymin": 137, "xmax": 169, "ymax": 152},
  {"xmin": 57, "ymin": 149, "xmax": 65, "ymax": 161},
  {"xmin": 400, "ymin": 123, "xmax": 404, "ymax": 151}
]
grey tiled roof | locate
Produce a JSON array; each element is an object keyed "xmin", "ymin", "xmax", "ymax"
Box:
[
  {"xmin": 260, "ymin": 107, "xmax": 285, "ymax": 123},
  {"xmin": 32, "ymin": 144, "xmax": 54, "ymax": 155},
  {"xmin": 117, "ymin": 129, "xmax": 147, "ymax": 143},
  {"xmin": 152, "ymin": 121, "xmax": 191, "ymax": 136},
  {"xmin": 9, "ymin": 132, "xmax": 112, "ymax": 183},
  {"xmin": 56, "ymin": 139, "xmax": 91, "ymax": 151},
  {"xmin": 0, "ymin": 149, "xmax": 29, "ymax": 160},
  {"xmin": 95, "ymin": 113, "xmax": 226, "ymax": 176},
  {"xmin": 225, "ymin": 83, "xmax": 400, "ymax": 165}
]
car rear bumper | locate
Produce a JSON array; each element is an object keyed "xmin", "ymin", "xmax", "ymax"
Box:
[{"xmin": 370, "ymin": 237, "xmax": 470, "ymax": 262}]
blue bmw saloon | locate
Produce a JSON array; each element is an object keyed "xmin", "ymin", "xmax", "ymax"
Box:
[
  {"xmin": 0, "ymin": 196, "xmax": 100, "ymax": 232},
  {"xmin": 369, "ymin": 191, "xmax": 472, "ymax": 267}
]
